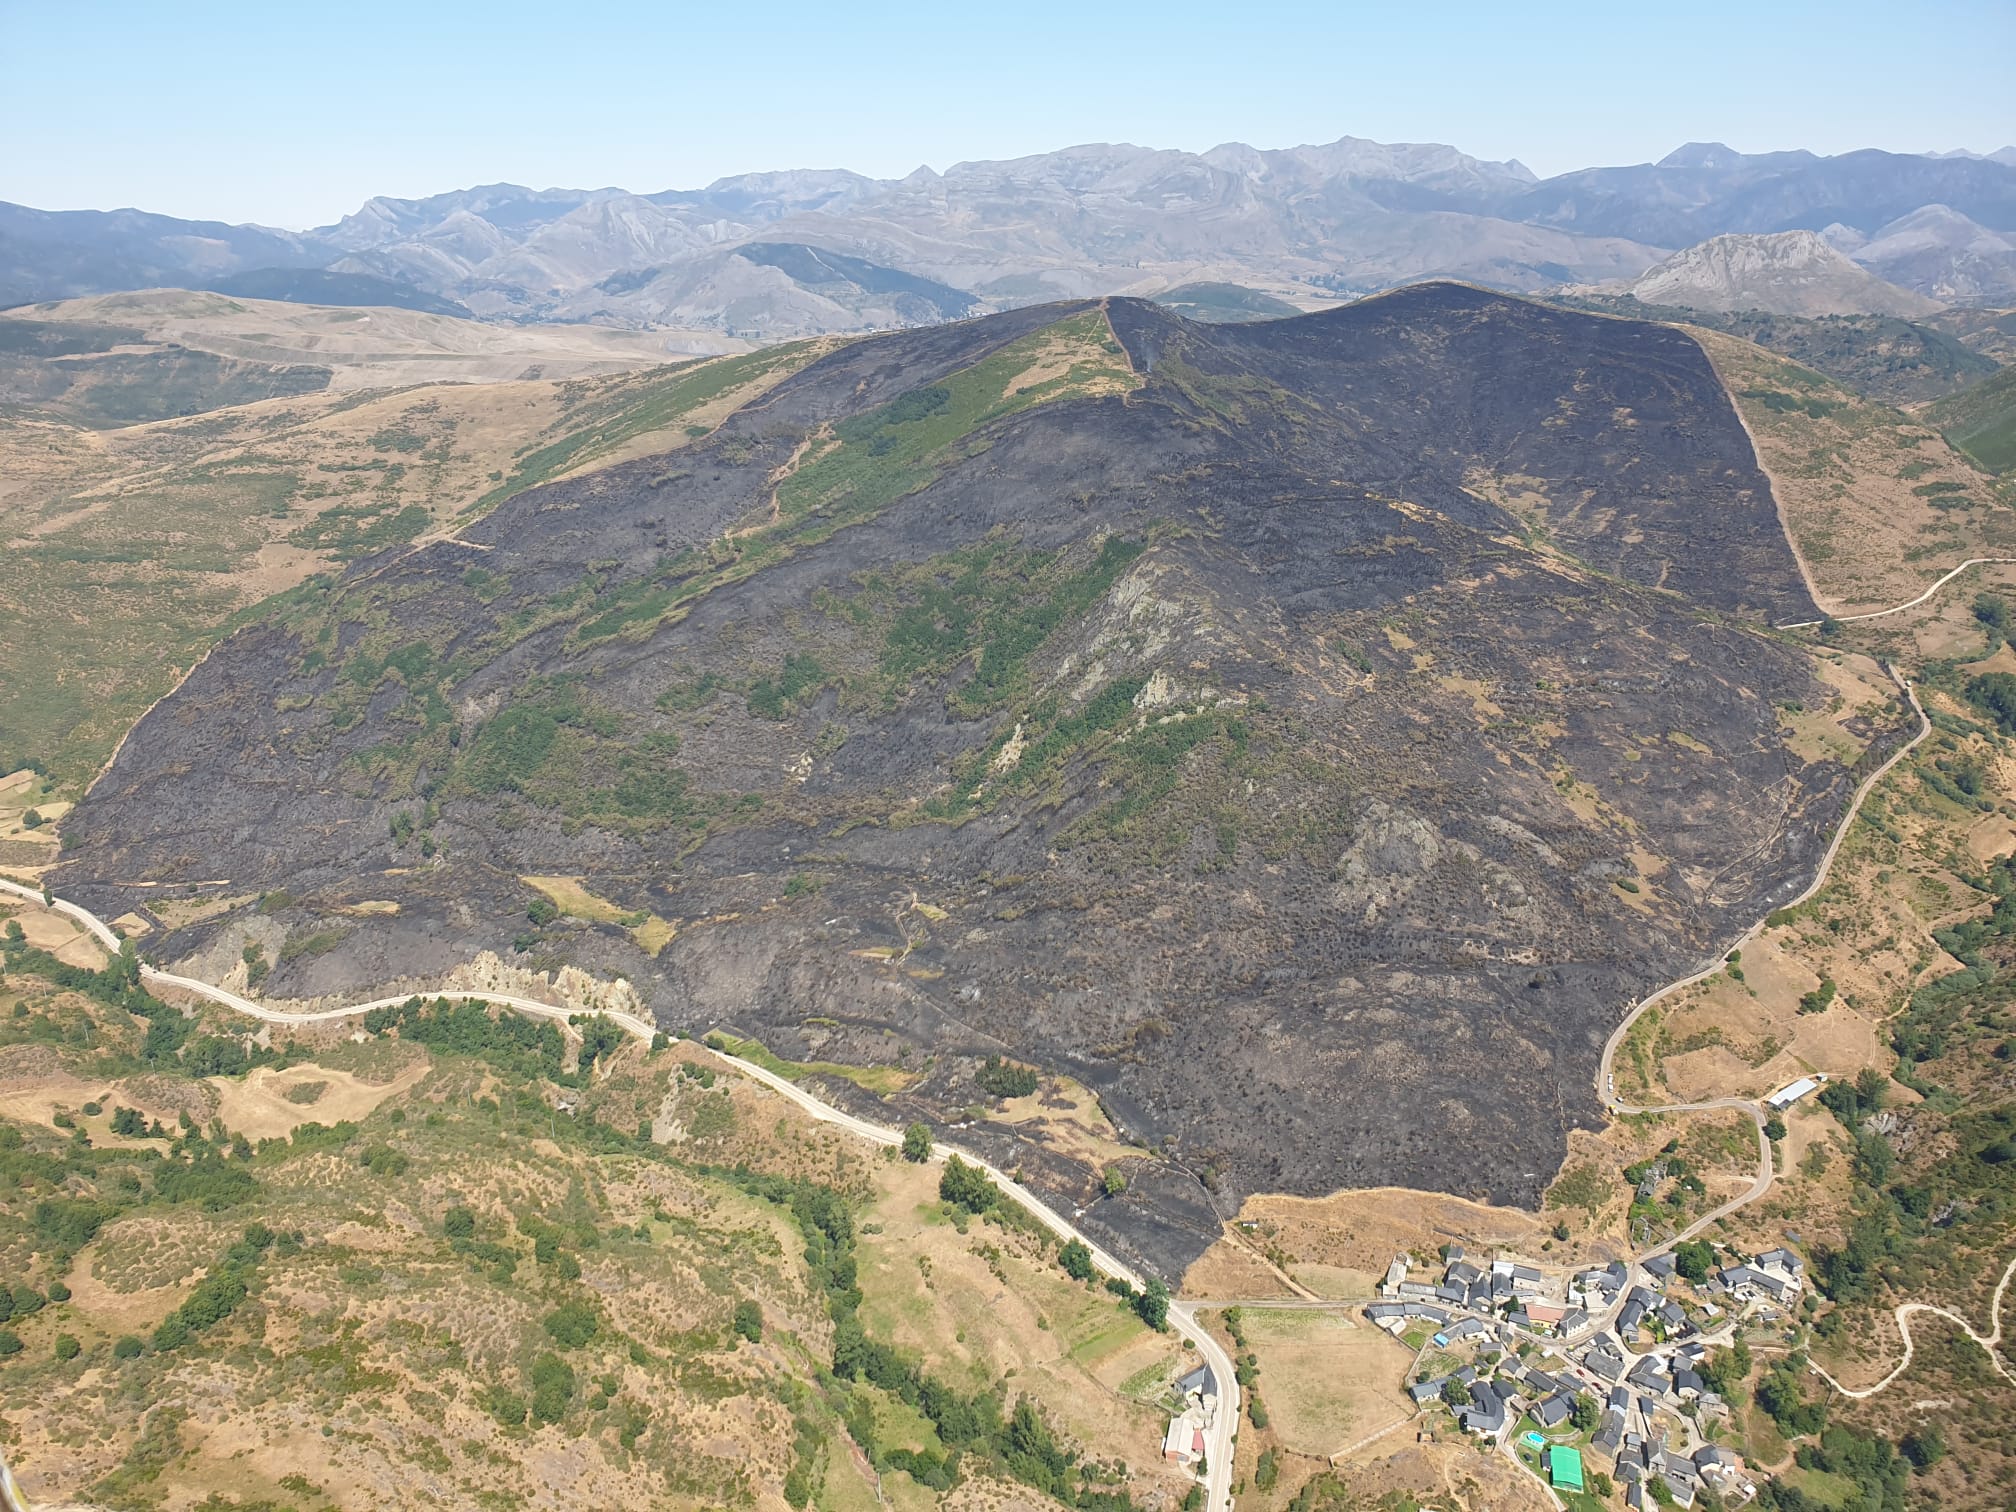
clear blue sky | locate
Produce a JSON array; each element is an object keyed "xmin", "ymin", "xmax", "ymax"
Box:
[{"xmin": 6, "ymin": 0, "xmax": 2013, "ymax": 229}]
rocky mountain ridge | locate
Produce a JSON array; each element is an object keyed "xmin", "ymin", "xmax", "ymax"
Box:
[
  {"xmin": 1606, "ymin": 229, "xmax": 1944, "ymax": 317},
  {"xmin": 8, "ymin": 135, "xmax": 2016, "ymax": 337}
]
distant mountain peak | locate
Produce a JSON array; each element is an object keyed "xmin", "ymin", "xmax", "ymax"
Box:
[
  {"xmin": 1621, "ymin": 229, "xmax": 1942, "ymax": 317},
  {"xmin": 1658, "ymin": 142, "xmax": 1742, "ymax": 169}
]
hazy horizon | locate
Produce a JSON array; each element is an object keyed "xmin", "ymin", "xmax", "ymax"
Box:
[{"xmin": 7, "ymin": 0, "xmax": 2012, "ymax": 230}]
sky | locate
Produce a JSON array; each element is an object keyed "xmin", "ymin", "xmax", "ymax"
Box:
[{"xmin": 6, "ymin": 0, "xmax": 2014, "ymax": 230}]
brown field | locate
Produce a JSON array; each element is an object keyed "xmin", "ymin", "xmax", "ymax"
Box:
[
  {"xmin": 1239, "ymin": 1308, "xmax": 1414, "ymax": 1456},
  {"xmin": 208, "ymin": 1059, "xmax": 432, "ymax": 1140}
]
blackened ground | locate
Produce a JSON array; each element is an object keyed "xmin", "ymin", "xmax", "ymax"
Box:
[{"xmin": 60, "ymin": 288, "xmax": 1889, "ymax": 1281}]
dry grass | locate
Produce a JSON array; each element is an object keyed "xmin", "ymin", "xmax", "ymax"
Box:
[
  {"xmin": 1240, "ymin": 1308, "xmax": 1414, "ymax": 1456},
  {"xmin": 5, "ymin": 288, "xmax": 735, "ymax": 390},
  {"xmin": 1692, "ymin": 326, "xmax": 2015, "ymax": 615}
]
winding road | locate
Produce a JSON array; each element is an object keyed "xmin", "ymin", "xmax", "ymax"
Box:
[
  {"xmin": 0, "ymin": 876, "xmax": 1238, "ymax": 1512},
  {"xmin": 1776, "ymin": 558, "xmax": 2016, "ymax": 632},
  {"xmin": 1808, "ymin": 1252, "xmax": 2016, "ymax": 1399}
]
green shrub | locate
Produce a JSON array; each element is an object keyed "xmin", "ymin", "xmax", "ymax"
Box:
[
  {"xmin": 53, "ymin": 1333, "xmax": 80, "ymax": 1361},
  {"xmin": 543, "ymin": 1300, "xmax": 599, "ymax": 1349},
  {"xmin": 113, "ymin": 1335, "xmax": 143, "ymax": 1359},
  {"xmin": 529, "ymin": 1352, "xmax": 574, "ymax": 1423},
  {"xmin": 443, "ymin": 1205, "xmax": 476, "ymax": 1239},
  {"xmin": 732, "ymin": 1300, "xmax": 764, "ymax": 1343},
  {"xmin": 1058, "ymin": 1238, "xmax": 1095, "ymax": 1282},
  {"xmin": 0, "ymin": 1330, "xmax": 20, "ymax": 1357}
]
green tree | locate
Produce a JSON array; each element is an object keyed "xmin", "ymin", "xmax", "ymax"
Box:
[
  {"xmin": 113, "ymin": 1335, "xmax": 143, "ymax": 1360},
  {"xmin": 939, "ymin": 1154, "xmax": 998, "ymax": 1213},
  {"xmin": 1673, "ymin": 1239, "xmax": 1714, "ymax": 1283},
  {"xmin": 1103, "ymin": 1166, "xmax": 1128, "ymax": 1198},
  {"xmin": 1058, "ymin": 1238, "xmax": 1095, "ymax": 1282},
  {"xmin": 1134, "ymin": 1276, "xmax": 1170, "ymax": 1331},
  {"xmin": 1570, "ymin": 1392, "xmax": 1600, "ymax": 1432},
  {"xmin": 1440, "ymin": 1377, "xmax": 1472, "ymax": 1407},
  {"xmin": 443, "ymin": 1205, "xmax": 476, "ymax": 1239},
  {"xmin": 53, "ymin": 1333, "xmax": 80, "ymax": 1361},
  {"xmin": 1254, "ymin": 1448, "xmax": 1279, "ymax": 1491},
  {"xmin": 902, "ymin": 1122, "xmax": 932, "ymax": 1162},
  {"xmin": 1900, "ymin": 1425, "xmax": 1945, "ymax": 1470},
  {"xmin": 732, "ymin": 1300, "xmax": 764, "ymax": 1343},
  {"xmin": 0, "ymin": 1331, "xmax": 20, "ymax": 1357}
]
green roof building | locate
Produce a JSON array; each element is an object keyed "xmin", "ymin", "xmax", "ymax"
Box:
[{"xmin": 1546, "ymin": 1444, "xmax": 1585, "ymax": 1492}]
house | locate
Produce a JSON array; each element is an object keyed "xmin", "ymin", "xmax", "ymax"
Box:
[
  {"xmin": 1591, "ymin": 1415, "xmax": 1625, "ymax": 1458},
  {"xmin": 1583, "ymin": 1345, "xmax": 1629, "ymax": 1382},
  {"xmin": 1661, "ymin": 1473, "xmax": 1698, "ymax": 1507},
  {"xmin": 1408, "ymin": 1377, "xmax": 1448, "ymax": 1405},
  {"xmin": 1616, "ymin": 1298, "xmax": 1648, "ymax": 1334},
  {"xmin": 1642, "ymin": 1253, "xmax": 1678, "ymax": 1283},
  {"xmin": 1766, "ymin": 1077, "xmax": 1820, "ymax": 1110},
  {"xmin": 1755, "ymin": 1248, "xmax": 1805, "ymax": 1281},
  {"xmin": 1547, "ymin": 1446, "xmax": 1586, "ymax": 1493},
  {"xmin": 1559, "ymin": 1307, "xmax": 1591, "ymax": 1336},
  {"xmin": 1627, "ymin": 1356, "xmax": 1671, "ymax": 1395},
  {"xmin": 1533, "ymin": 1393, "xmax": 1573, "ymax": 1429},
  {"xmin": 1717, "ymin": 1264, "xmax": 1796, "ymax": 1304},
  {"xmin": 1444, "ymin": 1317, "xmax": 1488, "ymax": 1342},
  {"xmin": 1162, "ymin": 1417, "xmax": 1204, "ymax": 1465},
  {"xmin": 1435, "ymin": 1284, "xmax": 1468, "ymax": 1303},
  {"xmin": 1176, "ymin": 1362, "xmax": 1218, "ymax": 1402},
  {"xmin": 1398, "ymin": 1281, "xmax": 1441, "ymax": 1299},
  {"xmin": 1693, "ymin": 1446, "xmax": 1741, "ymax": 1472},
  {"xmin": 1608, "ymin": 1385, "xmax": 1631, "ymax": 1413},
  {"xmin": 1365, "ymin": 1303, "xmax": 1407, "ymax": 1326},
  {"xmin": 1457, "ymin": 1379, "xmax": 1508, "ymax": 1436},
  {"xmin": 1446, "ymin": 1259, "xmax": 1483, "ymax": 1287},
  {"xmin": 1384, "ymin": 1257, "xmax": 1408, "ymax": 1293},
  {"xmin": 1626, "ymin": 1480, "xmax": 1645, "ymax": 1511},
  {"xmin": 1673, "ymin": 1367, "xmax": 1707, "ymax": 1400},
  {"xmin": 1525, "ymin": 1300, "xmax": 1570, "ymax": 1328}
]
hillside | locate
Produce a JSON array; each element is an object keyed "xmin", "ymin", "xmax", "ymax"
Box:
[
  {"xmin": 1926, "ymin": 362, "xmax": 2016, "ymax": 476},
  {"xmin": 0, "ymin": 334, "xmax": 823, "ymax": 786},
  {"xmin": 1685, "ymin": 326, "xmax": 2015, "ymax": 614},
  {"xmin": 0, "ymin": 898, "xmax": 1205, "ymax": 1509},
  {"xmin": 50, "ymin": 287, "xmax": 1889, "ymax": 1277},
  {"xmin": 1611, "ymin": 230, "xmax": 1943, "ymax": 318},
  {"xmin": 1553, "ymin": 295, "xmax": 1999, "ymax": 405},
  {"xmin": 0, "ymin": 289, "xmax": 720, "ymax": 399}
]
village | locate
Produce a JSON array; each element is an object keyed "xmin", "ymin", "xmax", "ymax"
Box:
[{"xmin": 1158, "ymin": 1075, "xmax": 1834, "ymax": 1508}]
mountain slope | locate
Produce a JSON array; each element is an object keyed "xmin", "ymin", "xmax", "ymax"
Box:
[
  {"xmin": 53, "ymin": 288, "xmax": 1874, "ymax": 1276},
  {"xmin": 1927, "ymin": 361, "xmax": 2016, "ymax": 474},
  {"xmin": 1617, "ymin": 230, "xmax": 1943, "ymax": 317}
]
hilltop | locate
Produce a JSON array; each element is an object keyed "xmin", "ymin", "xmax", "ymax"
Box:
[
  {"xmin": 52, "ymin": 287, "xmax": 1892, "ymax": 1276},
  {"xmin": 1602, "ymin": 230, "xmax": 1943, "ymax": 318}
]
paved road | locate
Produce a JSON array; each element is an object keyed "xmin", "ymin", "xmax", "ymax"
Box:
[{"xmin": 0, "ymin": 877, "xmax": 1239, "ymax": 1512}]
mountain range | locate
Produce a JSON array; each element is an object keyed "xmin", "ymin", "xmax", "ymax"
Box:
[{"xmin": 7, "ymin": 136, "xmax": 2016, "ymax": 338}]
